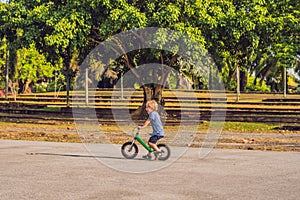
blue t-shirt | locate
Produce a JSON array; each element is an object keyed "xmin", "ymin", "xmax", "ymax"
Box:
[{"xmin": 149, "ymin": 111, "xmax": 164, "ymax": 136}]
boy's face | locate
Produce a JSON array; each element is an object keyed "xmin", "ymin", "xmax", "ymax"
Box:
[{"xmin": 145, "ymin": 106, "xmax": 152, "ymax": 114}]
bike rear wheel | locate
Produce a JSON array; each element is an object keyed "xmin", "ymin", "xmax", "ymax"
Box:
[
  {"xmin": 121, "ymin": 142, "xmax": 138, "ymax": 159},
  {"xmin": 157, "ymin": 144, "xmax": 171, "ymax": 160}
]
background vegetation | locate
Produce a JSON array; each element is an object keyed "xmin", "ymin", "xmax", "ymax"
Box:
[{"xmin": 0, "ymin": 0, "xmax": 299, "ymax": 98}]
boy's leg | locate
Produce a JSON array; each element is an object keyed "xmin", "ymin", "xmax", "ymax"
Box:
[
  {"xmin": 148, "ymin": 142, "xmax": 159, "ymax": 151},
  {"xmin": 148, "ymin": 135, "xmax": 164, "ymax": 153},
  {"xmin": 142, "ymin": 136, "xmax": 164, "ymax": 160},
  {"xmin": 142, "ymin": 136, "xmax": 158, "ymax": 160}
]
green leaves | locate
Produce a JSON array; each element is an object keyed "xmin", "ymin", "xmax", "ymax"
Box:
[
  {"xmin": 0, "ymin": 0, "xmax": 299, "ymax": 93},
  {"xmin": 153, "ymin": 3, "xmax": 181, "ymax": 25},
  {"xmin": 16, "ymin": 42, "xmax": 55, "ymax": 92}
]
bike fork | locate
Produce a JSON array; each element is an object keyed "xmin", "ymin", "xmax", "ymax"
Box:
[{"xmin": 129, "ymin": 139, "xmax": 136, "ymax": 151}]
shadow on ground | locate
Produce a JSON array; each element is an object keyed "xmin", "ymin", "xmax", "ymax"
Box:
[{"xmin": 273, "ymin": 126, "xmax": 300, "ymax": 131}]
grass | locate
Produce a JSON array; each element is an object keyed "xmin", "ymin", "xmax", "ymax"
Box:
[
  {"xmin": 222, "ymin": 122, "xmax": 283, "ymax": 133},
  {"xmin": 1, "ymin": 90, "xmax": 300, "ymax": 151},
  {"xmin": 0, "ymin": 121, "xmax": 80, "ymax": 142},
  {"xmin": 1, "ymin": 120, "xmax": 299, "ymax": 152},
  {"xmin": 1, "ymin": 121, "xmax": 299, "ymax": 135}
]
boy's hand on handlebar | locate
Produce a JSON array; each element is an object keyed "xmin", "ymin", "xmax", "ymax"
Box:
[{"xmin": 138, "ymin": 126, "xmax": 142, "ymax": 130}]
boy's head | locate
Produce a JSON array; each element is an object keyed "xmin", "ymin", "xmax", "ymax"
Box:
[{"xmin": 146, "ymin": 100, "xmax": 158, "ymax": 113}]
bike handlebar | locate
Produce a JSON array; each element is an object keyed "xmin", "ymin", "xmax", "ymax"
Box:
[{"xmin": 135, "ymin": 126, "xmax": 141, "ymax": 136}]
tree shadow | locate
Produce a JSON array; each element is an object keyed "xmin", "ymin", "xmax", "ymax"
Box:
[
  {"xmin": 30, "ymin": 152, "xmax": 144, "ymax": 160},
  {"xmin": 273, "ymin": 126, "xmax": 300, "ymax": 131}
]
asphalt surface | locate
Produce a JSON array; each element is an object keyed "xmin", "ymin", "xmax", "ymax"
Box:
[{"xmin": 0, "ymin": 140, "xmax": 299, "ymax": 200}]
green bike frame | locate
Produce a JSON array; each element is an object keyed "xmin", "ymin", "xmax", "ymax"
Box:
[{"xmin": 134, "ymin": 134, "xmax": 154, "ymax": 152}]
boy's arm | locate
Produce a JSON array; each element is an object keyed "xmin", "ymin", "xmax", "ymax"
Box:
[{"xmin": 140, "ymin": 118, "xmax": 151, "ymax": 129}]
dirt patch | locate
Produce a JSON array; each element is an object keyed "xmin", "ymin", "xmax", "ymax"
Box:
[{"xmin": 1, "ymin": 122, "xmax": 300, "ymax": 152}]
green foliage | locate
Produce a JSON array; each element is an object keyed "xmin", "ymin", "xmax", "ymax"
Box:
[
  {"xmin": 45, "ymin": 70, "xmax": 65, "ymax": 92},
  {"xmin": 17, "ymin": 44, "xmax": 53, "ymax": 80},
  {"xmin": 227, "ymin": 74, "xmax": 271, "ymax": 93},
  {"xmin": 0, "ymin": 0, "xmax": 299, "ymax": 94},
  {"xmin": 16, "ymin": 43, "xmax": 56, "ymax": 93},
  {"xmin": 246, "ymin": 76, "xmax": 271, "ymax": 92},
  {"xmin": 0, "ymin": 37, "xmax": 6, "ymax": 88}
]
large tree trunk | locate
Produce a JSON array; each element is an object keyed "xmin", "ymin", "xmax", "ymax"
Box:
[
  {"xmin": 18, "ymin": 80, "xmax": 25, "ymax": 94},
  {"xmin": 239, "ymin": 70, "xmax": 248, "ymax": 92},
  {"xmin": 131, "ymin": 84, "xmax": 166, "ymax": 119},
  {"xmin": 127, "ymin": 54, "xmax": 177, "ymax": 120},
  {"xmin": 18, "ymin": 80, "xmax": 33, "ymax": 94}
]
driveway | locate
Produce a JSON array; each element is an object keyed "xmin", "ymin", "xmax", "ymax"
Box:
[{"xmin": 0, "ymin": 140, "xmax": 299, "ymax": 199}]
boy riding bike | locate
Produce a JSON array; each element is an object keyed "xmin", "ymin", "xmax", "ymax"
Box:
[{"xmin": 139, "ymin": 100, "xmax": 164, "ymax": 160}]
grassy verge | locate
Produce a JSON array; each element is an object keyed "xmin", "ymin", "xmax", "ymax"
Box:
[{"xmin": 1, "ymin": 121, "xmax": 299, "ymax": 152}]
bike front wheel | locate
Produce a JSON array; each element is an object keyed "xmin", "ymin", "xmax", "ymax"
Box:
[
  {"xmin": 157, "ymin": 144, "xmax": 171, "ymax": 160},
  {"xmin": 121, "ymin": 142, "xmax": 138, "ymax": 159}
]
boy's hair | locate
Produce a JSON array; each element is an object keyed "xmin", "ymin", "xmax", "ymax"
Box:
[{"xmin": 146, "ymin": 100, "xmax": 158, "ymax": 111}]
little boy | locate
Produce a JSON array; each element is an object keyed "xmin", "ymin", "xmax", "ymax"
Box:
[{"xmin": 139, "ymin": 100, "xmax": 164, "ymax": 160}]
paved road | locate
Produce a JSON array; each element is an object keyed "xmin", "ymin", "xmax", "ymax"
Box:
[{"xmin": 0, "ymin": 140, "xmax": 299, "ymax": 200}]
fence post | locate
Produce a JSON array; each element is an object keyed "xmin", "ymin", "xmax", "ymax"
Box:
[
  {"xmin": 5, "ymin": 49, "xmax": 9, "ymax": 100},
  {"xmin": 85, "ymin": 67, "xmax": 89, "ymax": 106},
  {"xmin": 236, "ymin": 65, "xmax": 240, "ymax": 102},
  {"xmin": 283, "ymin": 66, "xmax": 287, "ymax": 98}
]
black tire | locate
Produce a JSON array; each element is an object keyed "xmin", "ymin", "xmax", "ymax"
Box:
[
  {"xmin": 121, "ymin": 142, "xmax": 138, "ymax": 159},
  {"xmin": 157, "ymin": 144, "xmax": 171, "ymax": 160}
]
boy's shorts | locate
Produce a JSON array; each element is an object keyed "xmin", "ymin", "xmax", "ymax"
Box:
[{"xmin": 148, "ymin": 135, "xmax": 164, "ymax": 144}]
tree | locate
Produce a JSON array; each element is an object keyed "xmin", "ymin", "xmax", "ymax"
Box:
[
  {"xmin": 2, "ymin": 0, "xmax": 298, "ymax": 109},
  {"xmin": 199, "ymin": 0, "xmax": 269, "ymax": 91},
  {"xmin": 253, "ymin": 0, "xmax": 300, "ymax": 92},
  {"xmin": 7, "ymin": 0, "xmax": 93, "ymax": 105},
  {"xmin": 79, "ymin": 0, "xmax": 211, "ymax": 117},
  {"xmin": 0, "ymin": 1, "xmax": 25, "ymax": 97},
  {"xmin": 200, "ymin": 0, "xmax": 299, "ymax": 93},
  {"xmin": 0, "ymin": 37, "xmax": 6, "ymax": 89},
  {"xmin": 15, "ymin": 43, "xmax": 55, "ymax": 93}
]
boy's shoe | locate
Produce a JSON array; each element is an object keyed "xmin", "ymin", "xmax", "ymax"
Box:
[
  {"xmin": 142, "ymin": 153, "xmax": 152, "ymax": 160},
  {"xmin": 154, "ymin": 151, "xmax": 162, "ymax": 159}
]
